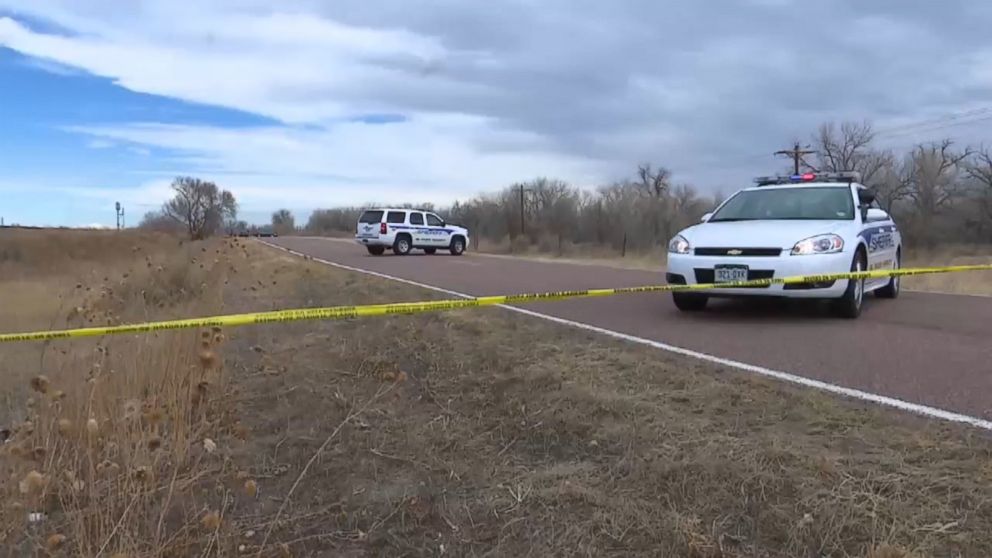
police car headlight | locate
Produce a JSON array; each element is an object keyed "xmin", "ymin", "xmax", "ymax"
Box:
[
  {"xmin": 791, "ymin": 234, "xmax": 844, "ymax": 255},
  {"xmin": 668, "ymin": 235, "xmax": 691, "ymax": 255}
]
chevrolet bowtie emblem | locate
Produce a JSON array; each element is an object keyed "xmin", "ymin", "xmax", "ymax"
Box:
[{"xmin": 727, "ymin": 249, "xmax": 743, "ymax": 255}]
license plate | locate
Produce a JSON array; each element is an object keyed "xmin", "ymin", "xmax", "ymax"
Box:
[{"xmin": 714, "ymin": 265, "xmax": 748, "ymax": 283}]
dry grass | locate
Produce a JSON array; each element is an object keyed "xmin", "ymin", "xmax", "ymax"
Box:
[
  {"xmin": 4, "ymin": 231, "xmax": 992, "ymax": 557},
  {"xmin": 217, "ymin": 243, "xmax": 992, "ymax": 557},
  {"xmin": 903, "ymin": 244, "xmax": 992, "ymax": 296},
  {"xmin": 0, "ymin": 230, "xmax": 255, "ymax": 556}
]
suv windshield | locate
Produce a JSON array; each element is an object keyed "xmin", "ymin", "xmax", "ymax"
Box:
[{"xmin": 710, "ymin": 187, "xmax": 854, "ymax": 222}]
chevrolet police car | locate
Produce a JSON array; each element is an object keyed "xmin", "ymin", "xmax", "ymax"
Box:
[
  {"xmin": 355, "ymin": 208, "xmax": 470, "ymax": 256},
  {"xmin": 666, "ymin": 172, "xmax": 901, "ymax": 318}
]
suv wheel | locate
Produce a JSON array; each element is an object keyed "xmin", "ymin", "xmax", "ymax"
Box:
[
  {"xmin": 367, "ymin": 246, "xmax": 385, "ymax": 256},
  {"xmin": 833, "ymin": 250, "xmax": 866, "ymax": 318},
  {"xmin": 449, "ymin": 236, "xmax": 466, "ymax": 256},
  {"xmin": 393, "ymin": 235, "xmax": 412, "ymax": 256}
]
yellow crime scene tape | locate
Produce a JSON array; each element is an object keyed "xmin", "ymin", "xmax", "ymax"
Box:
[{"xmin": 1, "ymin": 264, "xmax": 990, "ymax": 344}]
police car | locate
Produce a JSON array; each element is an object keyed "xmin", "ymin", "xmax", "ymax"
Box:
[
  {"xmin": 355, "ymin": 208, "xmax": 470, "ymax": 256},
  {"xmin": 666, "ymin": 172, "xmax": 901, "ymax": 318}
]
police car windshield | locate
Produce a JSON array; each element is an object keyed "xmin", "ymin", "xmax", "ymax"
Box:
[{"xmin": 709, "ymin": 186, "xmax": 854, "ymax": 222}]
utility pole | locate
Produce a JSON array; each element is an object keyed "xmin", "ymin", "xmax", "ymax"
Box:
[
  {"xmin": 516, "ymin": 183, "xmax": 532, "ymax": 237},
  {"xmin": 775, "ymin": 142, "xmax": 816, "ymax": 175}
]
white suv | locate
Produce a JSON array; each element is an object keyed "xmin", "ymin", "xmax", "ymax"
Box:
[{"xmin": 355, "ymin": 208, "xmax": 470, "ymax": 256}]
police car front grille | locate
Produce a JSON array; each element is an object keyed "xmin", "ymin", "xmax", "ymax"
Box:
[
  {"xmin": 694, "ymin": 247, "xmax": 782, "ymax": 257},
  {"xmin": 694, "ymin": 269, "xmax": 774, "ymax": 287}
]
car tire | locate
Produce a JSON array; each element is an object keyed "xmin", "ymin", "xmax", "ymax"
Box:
[
  {"xmin": 367, "ymin": 246, "xmax": 385, "ymax": 256},
  {"xmin": 672, "ymin": 292, "xmax": 708, "ymax": 312},
  {"xmin": 393, "ymin": 234, "xmax": 412, "ymax": 256},
  {"xmin": 833, "ymin": 249, "xmax": 867, "ymax": 319},
  {"xmin": 423, "ymin": 248, "xmax": 437, "ymax": 255},
  {"xmin": 875, "ymin": 250, "xmax": 900, "ymax": 299},
  {"xmin": 449, "ymin": 236, "xmax": 466, "ymax": 256}
]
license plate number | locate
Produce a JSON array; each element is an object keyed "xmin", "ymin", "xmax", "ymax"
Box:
[{"xmin": 714, "ymin": 265, "xmax": 748, "ymax": 283}]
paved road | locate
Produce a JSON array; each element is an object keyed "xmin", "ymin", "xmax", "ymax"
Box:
[{"xmin": 270, "ymin": 237, "xmax": 992, "ymax": 418}]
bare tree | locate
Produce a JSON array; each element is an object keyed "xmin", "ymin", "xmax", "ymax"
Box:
[
  {"xmin": 808, "ymin": 120, "xmax": 894, "ymax": 185},
  {"xmin": 905, "ymin": 140, "xmax": 971, "ymax": 214},
  {"xmin": 902, "ymin": 140, "xmax": 972, "ymax": 244},
  {"xmin": 963, "ymin": 147, "xmax": 992, "ymax": 240},
  {"xmin": 635, "ymin": 164, "xmax": 671, "ymax": 198},
  {"xmin": 162, "ymin": 176, "xmax": 237, "ymax": 240},
  {"xmin": 138, "ymin": 211, "xmax": 184, "ymax": 234},
  {"xmin": 271, "ymin": 209, "xmax": 296, "ymax": 235},
  {"xmin": 870, "ymin": 163, "xmax": 911, "ymax": 212}
]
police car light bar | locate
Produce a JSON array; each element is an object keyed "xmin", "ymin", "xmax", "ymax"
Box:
[{"xmin": 754, "ymin": 171, "xmax": 862, "ymax": 186}]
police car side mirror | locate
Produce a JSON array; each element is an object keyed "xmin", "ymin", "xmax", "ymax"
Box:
[
  {"xmin": 700, "ymin": 212, "xmax": 713, "ymax": 223},
  {"xmin": 865, "ymin": 208, "xmax": 890, "ymax": 223},
  {"xmin": 857, "ymin": 189, "xmax": 876, "ymax": 221},
  {"xmin": 857, "ymin": 188, "xmax": 876, "ymax": 206}
]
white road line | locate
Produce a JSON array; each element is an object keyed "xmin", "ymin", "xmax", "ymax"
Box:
[{"xmin": 262, "ymin": 240, "xmax": 992, "ymax": 432}]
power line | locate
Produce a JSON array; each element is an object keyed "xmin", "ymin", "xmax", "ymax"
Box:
[{"xmin": 875, "ymin": 106, "xmax": 992, "ymax": 138}]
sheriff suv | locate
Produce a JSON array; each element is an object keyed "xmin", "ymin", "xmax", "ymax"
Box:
[
  {"xmin": 666, "ymin": 172, "xmax": 901, "ymax": 318},
  {"xmin": 355, "ymin": 208, "xmax": 470, "ymax": 256}
]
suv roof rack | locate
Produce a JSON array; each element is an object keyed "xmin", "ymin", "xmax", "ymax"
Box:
[{"xmin": 754, "ymin": 171, "xmax": 862, "ymax": 187}]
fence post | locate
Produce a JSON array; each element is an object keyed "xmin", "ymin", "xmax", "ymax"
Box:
[{"xmin": 621, "ymin": 233, "xmax": 627, "ymax": 258}]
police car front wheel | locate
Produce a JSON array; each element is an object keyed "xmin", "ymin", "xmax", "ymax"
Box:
[
  {"xmin": 449, "ymin": 237, "xmax": 466, "ymax": 256},
  {"xmin": 673, "ymin": 292, "xmax": 708, "ymax": 312},
  {"xmin": 833, "ymin": 250, "xmax": 866, "ymax": 319}
]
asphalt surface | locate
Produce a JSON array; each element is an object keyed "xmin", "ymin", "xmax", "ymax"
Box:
[{"xmin": 270, "ymin": 237, "xmax": 992, "ymax": 418}]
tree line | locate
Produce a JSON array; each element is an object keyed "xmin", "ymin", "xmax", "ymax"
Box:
[
  {"xmin": 145, "ymin": 120, "xmax": 992, "ymax": 250},
  {"xmin": 305, "ymin": 121, "xmax": 992, "ymax": 251}
]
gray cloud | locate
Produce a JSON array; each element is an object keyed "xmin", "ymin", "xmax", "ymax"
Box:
[
  {"xmin": 305, "ymin": 0, "xmax": 992, "ymax": 180},
  {"xmin": 3, "ymin": 0, "xmax": 991, "ymax": 197}
]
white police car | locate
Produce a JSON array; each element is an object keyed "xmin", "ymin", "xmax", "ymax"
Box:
[
  {"xmin": 355, "ymin": 208, "xmax": 470, "ymax": 256},
  {"xmin": 666, "ymin": 172, "xmax": 901, "ymax": 318}
]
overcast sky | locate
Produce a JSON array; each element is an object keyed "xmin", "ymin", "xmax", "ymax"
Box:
[{"xmin": 2, "ymin": 0, "xmax": 991, "ymax": 226}]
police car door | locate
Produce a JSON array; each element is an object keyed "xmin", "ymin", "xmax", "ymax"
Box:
[
  {"xmin": 425, "ymin": 213, "xmax": 449, "ymax": 247},
  {"xmin": 408, "ymin": 212, "xmax": 427, "ymax": 246},
  {"xmin": 863, "ymin": 201, "xmax": 897, "ymax": 287}
]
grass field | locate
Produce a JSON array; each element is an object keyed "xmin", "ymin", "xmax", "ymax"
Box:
[{"xmin": 2, "ymin": 230, "xmax": 992, "ymax": 557}]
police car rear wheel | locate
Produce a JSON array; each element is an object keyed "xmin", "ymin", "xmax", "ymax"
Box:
[
  {"xmin": 875, "ymin": 251, "xmax": 900, "ymax": 299},
  {"xmin": 393, "ymin": 235, "xmax": 412, "ymax": 256},
  {"xmin": 673, "ymin": 292, "xmax": 708, "ymax": 312},
  {"xmin": 833, "ymin": 250, "xmax": 866, "ymax": 319}
]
